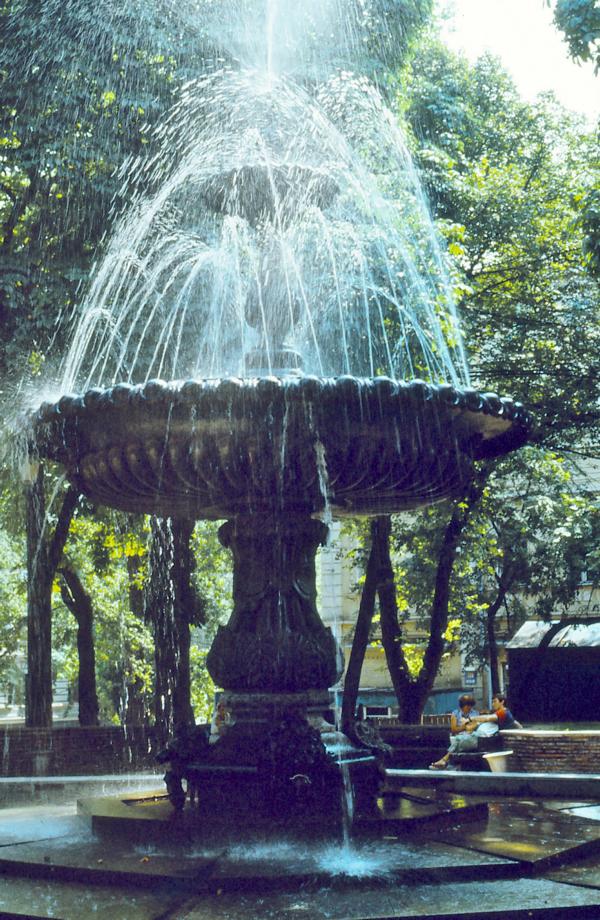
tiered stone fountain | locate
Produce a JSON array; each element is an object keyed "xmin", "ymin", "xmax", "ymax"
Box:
[
  {"xmin": 29, "ymin": 2, "xmax": 530, "ymax": 830},
  {"xmin": 31, "ymin": 305, "xmax": 529, "ymax": 829}
]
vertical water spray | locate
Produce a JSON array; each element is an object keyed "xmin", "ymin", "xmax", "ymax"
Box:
[
  {"xmin": 51, "ymin": 0, "xmax": 471, "ymax": 393},
  {"xmin": 24, "ymin": 0, "xmax": 530, "ymax": 833}
]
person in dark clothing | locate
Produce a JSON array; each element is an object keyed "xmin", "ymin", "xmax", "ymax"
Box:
[{"xmin": 469, "ymin": 693, "xmax": 523, "ymax": 731}]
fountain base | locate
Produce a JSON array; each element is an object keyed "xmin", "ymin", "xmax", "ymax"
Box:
[
  {"xmin": 77, "ymin": 781, "xmax": 488, "ymax": 847},
  {"xmin": 157, "ymin": 691, "xmax": 381, "ymax": 827}
]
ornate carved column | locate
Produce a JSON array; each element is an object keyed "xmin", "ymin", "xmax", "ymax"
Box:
[{"xmin": 206, "ymin": 515, "xmax": 343, "ymax": 693}]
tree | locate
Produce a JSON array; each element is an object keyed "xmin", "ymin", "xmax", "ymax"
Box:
[
  {"xmin": 550, "ymin": 0, "xmax": 600, "ymax": 71},
  {"xmin": 0, "ymin": 476, "xmax": 28, "ymax": 695},
  {"xmin": 23, "ymin": 464, "xmax": 78, "ymax": 726},
  {"xmin": 144, "ymin": 517, "xmax": 202, "ymax": 743},
  {"xmin": 58, "ymin": 563, "xmax": 99, "ymax": 726},
  {"xmin": 341, "ymin": 518, "xmax": 382, "ymax": 736},
  {"xmin": 402, "ymin": 43, "xmax": 600, "ymax": 454},
  {"xmin": 51, "ymin": 508, "xmax": 155, "ymax": 726},
  {"xmin": 0, "ymin": 0, "xmax": 208, "ymax": 386},
  {"xmin": 342, "ymin": 467, "xmax": 489, "ymax": 724},
  {"xmin": 339, "ymin": 37, "xmax": 600, "ymax": 723}
]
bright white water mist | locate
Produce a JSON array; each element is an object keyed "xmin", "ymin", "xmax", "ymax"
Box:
[{"xmin": 56, "ymin": 0, "xmax": 469, "ymax": 394}]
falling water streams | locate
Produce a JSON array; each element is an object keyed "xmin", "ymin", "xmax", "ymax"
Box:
[
  {"xmin": 50, "ymin": 0, "xmax": 470, "ymax": 396},
  {"xmin": 6, "ymin": 0, "xmax": 530, "ymax": 886}
]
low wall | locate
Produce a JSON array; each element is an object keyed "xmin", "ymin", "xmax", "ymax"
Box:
[
  {"xmin": 369, "ymin": 721, "xmax": 450, "ymax": 768},
  {"xmin": 371, "ymin": 720, "xmax": 600, "ymax": 774},
  {"xmin": 501, "ymin": 729, "xmax": 600, "ymax": 774},
  {"xmin": 0, "ymin": 725, "xmax": 159, "ymax": 776}
]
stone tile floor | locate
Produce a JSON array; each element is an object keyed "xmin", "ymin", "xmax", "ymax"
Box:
[{"xmin": 1, "ymin": 792, "xmax": 600, "ymax": 918}]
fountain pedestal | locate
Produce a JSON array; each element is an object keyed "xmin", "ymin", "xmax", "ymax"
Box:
[
  {"xmin": 162, "ymin": 689, "xmax": 380, "ymax": 827},
  {"xmin": 207, "ymin": 515, "xmax": 342, "ymax": 693},
  {"xmin": 165, "ymin": 514, "xmax": 379, "ymax": 822}
]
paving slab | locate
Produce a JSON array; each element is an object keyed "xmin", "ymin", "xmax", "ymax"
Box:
[
  {"xmin": 384, "ymin": 769, "xmax": 600, "ymax": 799},
  {"xmin": 0, "ymin": 836, "xmax": 225, "ymax": 888},
  {"xmin": 563, "ymin": 804, "xmax": 600, "ymax": 822},
  {"xmin": 544, "ymin": 851, "xmax": 600, "ymax": 890},
  {"xmin": 355, "ymin": 791, "xmax": 488, "ymax": 837},
  {"xmin": 206, "ymin": 836, "xmax": 516, "ymax": 889},
  {"xmin": 0, "ymin": 875, "xmax": 185, "ymax": 920},
  {"xmin": 0, "ymin": 812, "xmax": 86, "ymax": 848},
  {"xmin": 174, "ymin": 877, "xmax": 600, "ymax": 919},
  {"xmin": 0, "ymin": 827, "xmax": 516, "ymax": 894},
  {"xmin": 432, "ymin": 801, "xmax": 600, "ymax": 867}
]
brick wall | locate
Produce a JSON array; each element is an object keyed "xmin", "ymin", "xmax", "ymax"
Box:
[
  {"xmin": 372, "ymin": 722, "xmax": 600, "ymax": 773},
  {"xmin": 501, "ymin": 730, "xmax": 600, "ymax": 774},
  {"xmin": 0, "ymin": 726, "xmax": 159, "ymax": 776}
]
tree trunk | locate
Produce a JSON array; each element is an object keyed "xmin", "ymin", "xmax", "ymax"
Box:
[
  {"xmin": 145, "ymin": 517, "xmax": 196, "ymax": 744},
  {"xmin": 59, "ymin": 565, "xmax": 100, "ymax": 726},
  {"xmin": 127, "ymin": 553, "xmax": 145, "ymax": 619},
  {"xmin": 376, "ymin": 517, "xmax": 422, "ymax": 721},
  {"xmin": 122, "ymin": 553, "xmax": 150, "ymax": 726},
  {"xmin": 377, "ymin": 469, "xmax": 490, "ymax": 724},
  {"xmin": 25, "ymin": 467, "xmax": 52, "ymax": 727},
  {"xmin": 25, "ymin": 465, "xmax": 78, "ymax": 727},
  {"xmin": 486, "ymin": 607, "xmax": 501, "ymax": 696},
  {"xmin": 485, "ymin": 560, "xmax": 516, "ymax": 696},
  {"xmin": 341, "ymin": 521, "xmax": 380, "ymax": 737}
]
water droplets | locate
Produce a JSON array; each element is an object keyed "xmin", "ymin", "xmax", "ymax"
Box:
[{"xmin": 56, "ymin": 33, "xmax": 469, "ymax": 393}]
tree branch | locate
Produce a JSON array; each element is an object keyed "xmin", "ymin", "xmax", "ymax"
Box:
[
  {"xmin": 58, "ymin": 562, "xmax": 89, "ymax": 625},
  {"xmin": 48, "ymin": 486, "xmax": 79, "ymax": 572}
]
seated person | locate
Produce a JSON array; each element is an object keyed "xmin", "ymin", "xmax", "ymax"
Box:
[
  {"xmin": 209, "ymin": 700, "xmax": 232, "ymax": 743},
  {"xmin": 430, "ymin": 692, "xmax": 522, "ymax": 770},
  {"xmin": 430, "ymin": 693, "xmax": 480, "ymax": 770},
  {"xmin": 468, "ymin": 692, "xmax": 523, "ymax": 731}
]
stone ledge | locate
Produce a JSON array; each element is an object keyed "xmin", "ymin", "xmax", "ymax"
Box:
[{"xmin": 384, "ymin": 768, "xmax": 600, "ymax": 798}]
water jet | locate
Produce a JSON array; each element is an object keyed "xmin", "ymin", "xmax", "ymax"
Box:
[{"xmin": 26, "ymin": 0, "xmax": 531, "ymax": 836}]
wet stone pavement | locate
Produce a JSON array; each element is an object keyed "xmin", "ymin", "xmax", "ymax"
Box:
[{"xmin": 1, "ymin": 790, "xmax": 600, "ymax": 918}]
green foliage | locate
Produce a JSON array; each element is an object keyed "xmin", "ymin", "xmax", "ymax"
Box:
[
  {"xmin": 338, "ymin": 35, "xmax": 600, "ymax": 697},
  {"xmin": 0, "ymin": 490, "xmax": 26, "ymax": 684},
  {"xmin": 551, "ymin": 0, "xmax": 600, "ymax": 71},
  {"xmin": 189, "ymin": 645, "xmax": 216, "ymax": 722},
  {"xmin": 190, "ymin": 521, "xmax": 232, "ymax": 631},
  {"xmin": 0, "ymin": 0, "xmax": 205, "ymax": 381},
  {"xmin": 582, "ymin": 187, "xmax": 600, "ymax": 277},
  {"xmin": 53, "ymin": 509, "xmax": 155, "ymax": 723},
  {"xmin": 343, "ymin": 446, "xmax": 598, "ymax": 677},
  {"xmin": 52, "ymin": 512, "xmax": 232, "ymax": 724},
  {"xmin": 360, "ymin": 0, "xmax": 434, "ymax": 80},
  {"xmin": 401, "ymin": 39, "xmax": 600, "ymax": 455},
  {"xmin": 340, "ymin": 516, "xmax": 439, "ymax": 675}
]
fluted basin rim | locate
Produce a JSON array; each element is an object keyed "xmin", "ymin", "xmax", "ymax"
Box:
[{"xmin": 29, "ymin": 375, "xmax": 531, "ymax": 519}]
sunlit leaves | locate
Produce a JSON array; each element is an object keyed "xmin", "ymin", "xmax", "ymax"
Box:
[
  {"xmin": 552, "ymin": 0, "xmax": 600, "ymax": 71},
  {"xmin": 401, "ymin": 38, "xmax": 600, "ymax": 456}
]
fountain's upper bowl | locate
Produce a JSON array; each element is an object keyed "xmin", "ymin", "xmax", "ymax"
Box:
[{"xmin": 31, "ymin": 376, "xmax": 530, "ymax": 519}]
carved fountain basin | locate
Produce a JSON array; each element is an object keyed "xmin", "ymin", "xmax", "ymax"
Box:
[{"xmin": 31, "ymin": 375, "xmax": 529, "ymax": 519}]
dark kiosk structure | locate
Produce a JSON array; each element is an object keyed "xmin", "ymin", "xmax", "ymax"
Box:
[{"xmin": 507, "ymin": 620, "xmax": 600, "ymax": 723}]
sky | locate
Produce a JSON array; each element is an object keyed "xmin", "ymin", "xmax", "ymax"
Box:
[{"xmin": 439, "ymin": 0, "xmax": 599, "ymax": 121}]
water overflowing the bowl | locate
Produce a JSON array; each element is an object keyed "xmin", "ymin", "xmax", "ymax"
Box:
[
  {"xmin": 24, "ymin": 0, "xmax": 530, "ymax": 836},
  {"xmin": 60, "ymin": 65, "xmax": 468, "ymax": 390}
]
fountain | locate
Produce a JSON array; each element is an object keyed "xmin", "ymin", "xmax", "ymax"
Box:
[{"xmin": 27, "ymin": 0, "xmax": 530, "ymax": 834}]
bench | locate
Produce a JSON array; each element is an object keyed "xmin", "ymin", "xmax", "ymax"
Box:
[{"xmin": 449, "ymin": 734, "xmax": 505, "ymax": 771}]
